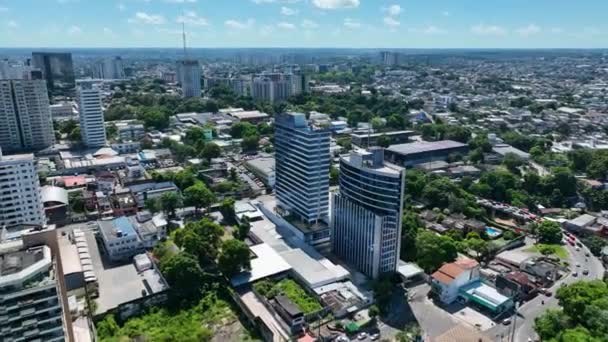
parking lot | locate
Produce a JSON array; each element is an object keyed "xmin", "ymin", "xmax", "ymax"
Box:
[{"xmin": 83, "ymin": 230, "xmax": 151, "ymax": 314}]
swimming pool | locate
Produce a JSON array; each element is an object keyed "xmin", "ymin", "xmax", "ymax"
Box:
[{"xmin": 485, "ymin": 226, "xmax": 503, "ymax": 238}]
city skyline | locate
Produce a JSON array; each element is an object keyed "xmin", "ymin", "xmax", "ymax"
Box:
[{"xmin": 1, "ymin": 0, "xmax": 607, "ymax": 48}]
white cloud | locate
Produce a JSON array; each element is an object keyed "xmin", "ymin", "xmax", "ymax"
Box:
[
  {"xmin": 103, "ymin": 27, "xmax": 113, "ymax": 35},
  {"xmin": 225, "ymin": 18, "xmax": 255, "ymax": 29},
  {"xmin": 313, "ymin": 0, "xmax": 359, "ymax": 10},
  {"xmin": 117, "ymin": 3, "xmax": 126, "ymax": 11},
  {"xmin": 301, "ymin": 19, "xmax": 318, "ymax": 29},
  {"xmin": 128, "ymin": 12, "xmax": 166, "ymax": 25},
  {"xmin": 471, "ymin": 24, "xmax": 507, "ymax": 36},
  {"xmin": 550, "ymin": 27, "xmax": 563, "ymax": 34},
  {"xmin": 410, "ymin": 25, "xmax": 446, "ymax": 35},
  {"xmin": 385, "ymin": 4, "xmax": 401, "ymax": 16},
  {"xmin": 164, "ymin": 0, "xmax": 197, "ymax": 3},
  {"xmin": 343, "ymin": 18, "xmax": 361, "ymax": 29},
  {"xmin": 383, "ymin": 16, "xmax": 400, "ymax": 28},
  {"xmin": 177, "ymin": 11, "xmax": 209, "ymax": 26},
  {"xmin": 67, "ymin": 25, "xmax": 82, "ymax": 35},
  {"xmin": 281, "ymin": 6, "xmax": 298, "ymax": 16},
  {"xmin": 7, "ymin": 20, "xmax": 18, "ymax": 28},
  {"xmin": 0, "ymin": 7, "xmax": 8, "ymax": 12},
  {"xmin": 277, "ymin": 22, "xmax": 296, "ymax": 30},
  {"xmin": 516, "ymin": 24, "xmax": 541, "ymax": 37},
  {"xmin": 442, "ymin": 11, "xmax": 450, "ymax": 17}
]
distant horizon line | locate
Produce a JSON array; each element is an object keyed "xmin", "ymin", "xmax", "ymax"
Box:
[{"xmin": 1, "ymin": 47, "xmax": 607, "ymax": 51}]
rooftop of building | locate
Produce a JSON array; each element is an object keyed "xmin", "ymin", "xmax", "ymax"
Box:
[
  {"xmin": 342, "ymin": 148, "xmax": 403, "ymax": 176},
  {"xmin": 0, "ymin": 245, "xmax": 52, "ymax": 288},
  {"xmin": 387, "ymin": 140, "xmax": 467, "ymax": 156},
  {"xmin": 350, "ymin": 130, "xmax": 414, "ymax": 138},
  {"xmin": 246, "ymin": 157, "xmax": 276, "ymax": 175},
  {"xmin": 98, "ymin": 217, "xmax": 138, "ymax": 242},
  {"xmin": 127, "ymin": 181, "xmax": 178, "ymax": 193},
  {"xmin": 274, "ymin": 294, "xmax": 303, "ymax": 318},
  {"xmin": 0, "ymin": 151, "xmax": 35, "ymax": 163},
  {"xmin": 231, "ymin": 243, "xmax": 292, "ymax": 287}
]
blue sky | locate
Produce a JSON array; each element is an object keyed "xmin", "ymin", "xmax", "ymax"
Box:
[{"xmin": 1, "ymin": 0, "xmax": 607, "ymax": 48}]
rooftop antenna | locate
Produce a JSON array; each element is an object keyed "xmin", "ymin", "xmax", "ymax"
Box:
[{"xmin": 182, "ymin": 20, "xmax": 187, "ymax": 58}]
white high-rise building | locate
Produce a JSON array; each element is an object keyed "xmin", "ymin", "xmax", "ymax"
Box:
[
  {"xmin": 77, "ymin": 83, "xmax": 106, "ymax": 147},
  {"xmin": 0, "ymin": 149, "xmax": 46, "ymax": 227},
  {"xmin": 176, "ymin": 59, "xmax": 201, "ymax": 98},
  {"xmin": 99, "ymin": 56, "xmax": 125, "ymax": 80},
  {"xmin": 332, "ymin": 148, "xmax": 405, "ymax": 279},
  {"xmin": 0, "ymin": 79, "xmax": 55, "ymax": 152},
  {"xmin": 275, "ymin": 112, "xmax": 331, "ymax": 224}
]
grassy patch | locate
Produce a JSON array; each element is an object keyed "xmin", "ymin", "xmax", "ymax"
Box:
[
  {"xmin": 526, "ymin": 244, "xmax": 568, "ymax": 259},
  {"xmin": 97, "ymin": 293, "xmax": 248, "ymax": 342},
  {"xmin": 256, "ymin": 279, "xmax": 323, "ymax": 314}
]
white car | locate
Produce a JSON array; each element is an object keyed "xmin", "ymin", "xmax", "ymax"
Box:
[
  {"xmin": 357, "ymin": 332, "xmax": 368, "ymax": 340},
  {"xmin": 370, "ymin": 333, "xmax": 380, "ymax": 341}
]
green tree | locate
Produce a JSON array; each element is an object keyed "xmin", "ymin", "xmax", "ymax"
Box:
[
  {"xmin": 174, "ymin": 219, "xmax": 224, "ymax": 263},
  {"xmin": 230, "ymin": 122, "xmax": 257, "ymax": 139},
  {"xmin": 96, "ymin": 314, "xmax": 120, "ymax": 339},
  {"xmin": 105, "ymin": 123, "xmax": 118, "ymax": 141},
  {"xmin": 241, "ymin": 134, "xmax": 260, "ymax": 152},
  {"xmin": 159, "ymin": 192, "xmax": 183, "ymax": 218},
  {"xmin": 184, "ymin": 182, "xmax": 215, "ymax": 213},
  {"xmin": 534, "ymin": 309, "xmax": 570, "ymax": 341},
  {"xmin": 537, "ymin": 220, "xmax": 563, "ymax": 244},
  {"xmin": 200, "ymin": 142, "xmax": 221, "ymax": 160},
  {"xmin": 173, "ymin": 169, "xmax": 197, "ymax": 190},
  {"xmin": 160, "ymin": 252, "xmax": 206, "ymax": 300},
  {"xmin": 236, "ymin": 216, "xmax": 251, "ymax": 240},
  {"xmin": 218, "ymin": 239, "xmax": 251, "ymax": 278},
  {"xmin": 400, "ymin": 212, "xmax": 421, "ymax": 262},
  {"xmin": 329, "ymin": 165, "xmax": 339, "ymax": 186},
  {"xmin": 416, "ymin": 230, "xmax": 457, "ymax": 273},
  {"xmin": 219, "ymin": 198, "xmax": 236, "ymax": 224},
  {"xmin": 144, "ymin": 198, "xmax": 159, "ymax": 213},
  {"xmin": 377, "ymin": 134, "xmax": 392, "ymax": 148},
  {"xmin": 503, "ymin": 152, "xmax": 524, "ymax": 173}
]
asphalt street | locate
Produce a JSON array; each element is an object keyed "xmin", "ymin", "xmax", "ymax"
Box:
[{"xmin": 488, "ymin": 238, "xmax": 605, "ymax": 342}]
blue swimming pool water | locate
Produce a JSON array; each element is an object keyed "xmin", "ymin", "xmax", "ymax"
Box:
[{"xmin": 486, "ymin": 227, "xmax": 502, "ymax": 236}]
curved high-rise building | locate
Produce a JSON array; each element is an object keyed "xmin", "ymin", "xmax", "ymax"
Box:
[{"xmin": 331, "ymin": 148, "xmax": 405, "ymax": 279}]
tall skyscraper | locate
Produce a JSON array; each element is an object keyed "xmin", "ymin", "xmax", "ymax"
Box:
[
  {"xmin": 0, "ymin": 150, "xmax": 46, "ymax": 227},
  {"xmin": 77, "ymin": 82, "xmax": 106, "ymax": 147},
  {"xmin": 99, "ymin": 56, "xmax": 125, "ymax": 80},
  {"xmin": 31, "ymin": 52, "xmax": 75, "ymax": 96},
  {"xmin": 176, "ymin": 60, "xmax": 201, "ymax": 98},
  {"xmin": 331, "ymin": 148, "xmax": 405, "ymax": 279},
  {"xmin": 275, "ymin": 112, "xmax": 330, "ymax": 224},
  {"xmin": 0, "ymin": 79, "xmax": 55, "ymax": 152}
]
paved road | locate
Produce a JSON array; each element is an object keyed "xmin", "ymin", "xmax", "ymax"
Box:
[{"xmin": 488, "ymin": 239, "xmax": 605, "ymax": 342}]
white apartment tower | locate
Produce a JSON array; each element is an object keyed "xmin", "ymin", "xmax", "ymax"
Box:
[
  {"xmin": 77, "ymin": 82, "xmax": 107, "ymax": 147},
  {"xmin": 99, "ymin": 56, "xmax": 125, "ymax": 80},
  {"xmin": 176, "ymin": 59, "xmax": 201, "ymax": 98},
  {"xmin": 0, "ymin": 149, "xmax": 46, "ymax": 227},
  {"xmin": 0, "ymin": 79, "xmax": 55, "ymax": 152}
]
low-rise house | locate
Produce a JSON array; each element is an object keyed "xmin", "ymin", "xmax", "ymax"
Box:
[
  {"xmin": 495, "ymin": 271, "xmax": 538, "ymax": 301},
  {"xmin": 127, "ymin": 181, "xmax": 179, "ymax": 208},
  {"xmin": 431, "ymin": 258, "xmax": 480, "ymax": 304},
  {"xmin": 98, "ymin": 217, "xmax": 145, "ymax": 262},
  {"xmin": 272, "ymin": 294, "xmax": 305, "ymax": 335},
  {"xmin": 128, "ymin": 211, "xmax": 168, "ymax": 248}
]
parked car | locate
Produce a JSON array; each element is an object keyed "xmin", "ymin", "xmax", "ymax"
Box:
[
  {"xmin": 357, "ymin": 332, "xmax": 368, "ymax": 340},
  {"xmin": 370, "ymin": 333, "xmax": 380, "ymax": 341},
  {"xmin": 503, "ymin": 318, "xmax": 512, "ymax": 325},
  {"xmin": 583, "ymin": 269, "xmax": 589, "ymax": 275}
]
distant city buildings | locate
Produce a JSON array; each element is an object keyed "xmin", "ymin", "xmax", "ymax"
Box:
[
  {"xmin": 275, "ymin": 112, "xmax": 330, "ymax": 224},
  {"xmin": 31, "ymin": 52, "xmax": 75, "ymax": 96},
  {"xmin": 77, "ymin": 82, "xmax": 107, "ymax": 147},
  {"xmin": 176, "ymin": 59, "xmax": 201, "ymax": 98},
  {"xmin": 0, "ymin": 151, "xmax": 46, "ymax": 228},
  {"xmin": 331, "ymin": 148, "xmax": 405, "ymax": 279},
  {"xmin": 0, "ymin": 79, "xmax": 55, "ymax": 152}
]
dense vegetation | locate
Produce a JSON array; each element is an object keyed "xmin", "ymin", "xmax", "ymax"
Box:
[{"xmin": 534, "ymin": 280, "xmax": 608, "ymax": 341}]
